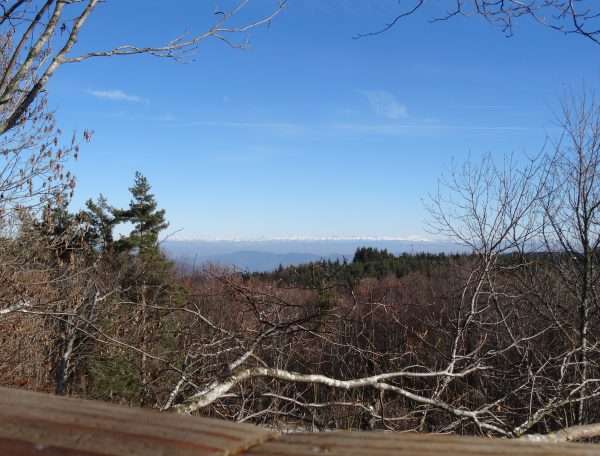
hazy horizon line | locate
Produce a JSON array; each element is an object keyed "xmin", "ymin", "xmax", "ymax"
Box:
[{"xmin": 163, "ymin": 235, "xmax": 442, "ymax": 243}]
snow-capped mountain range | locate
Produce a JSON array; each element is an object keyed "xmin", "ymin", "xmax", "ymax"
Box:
[{"xmin": 162, "ymin": 237, "xmax": 467, "ymax": 272}]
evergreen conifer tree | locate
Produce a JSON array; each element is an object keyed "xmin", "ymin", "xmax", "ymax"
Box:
[
  {"xmin": 107, "ymin": 172, "xmax": 173, "ymax": 406},
  {"xmin": 114, "ymin": 172, "xmax": 168, "ymax": 256},
  {"xmin": 83, "ymin": 195, "xmax": 116, "ymax": 253}
]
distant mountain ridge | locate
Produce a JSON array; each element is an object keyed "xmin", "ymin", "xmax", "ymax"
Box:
[
  {"xmin": 175, "ymin": 251, "xmax": 346, "ymax": 272},
  {"xmin": 162, "ymin": 238, "xmax": 466, "ymax": 272}
]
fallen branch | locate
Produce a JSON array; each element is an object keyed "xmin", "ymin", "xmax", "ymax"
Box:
[
  {"xmin": 174, "ymin": 365, "xmax": 506, "ymax": 435},
  {"xmin": 522, "ymin": 423, "xmax": 600, "ymax": 443},
  {"xmin": 0, "ymin": 300, "xmax": 31, "ymax": 317}
]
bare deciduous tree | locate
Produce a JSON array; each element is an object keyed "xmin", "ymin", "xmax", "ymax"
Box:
[
  {"xmin": 135, "ymin": 92, "xmax": 600, "ymax": 442},
  {"xmin": 358, "ymin": 0, "xmax": 600, "ymax": 46},
  {"xmin": 537, "ymin": 92, "xmax": 600, "ymax": 425},
  {"xmin": 0, "ymin": 0, "xmax": 286, "ymax": 136},
  {"xmin": 0, "ymin": 0, "xmax": 285, "ymax": 323}
]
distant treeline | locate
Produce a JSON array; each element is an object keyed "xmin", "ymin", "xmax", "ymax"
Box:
[
  {"xmin": 251, "ymin": 247, "xmax": 465, "ymax": 286},
  {"xmin": 4, "ymin": 171, "xmax": 600, "ymax": 437}
]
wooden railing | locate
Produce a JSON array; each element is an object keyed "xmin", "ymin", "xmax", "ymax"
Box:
[{"xmin": 1, "ymin": 386, "xmax": 598, "ymax": 455}]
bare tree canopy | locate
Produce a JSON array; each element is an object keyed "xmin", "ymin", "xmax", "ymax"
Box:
[
  {"xmin": 357, "ymin": 0, "xmax": 600, "ymax": 45},
  {"xmin": 3, "ymin": 1, "xmax": 600, "ymax": 447},
  {"xmin": 0, "ymin": 0, "xmax": 286, "ymax": 136}
]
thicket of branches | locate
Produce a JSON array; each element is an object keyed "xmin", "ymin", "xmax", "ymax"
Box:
[
  {"xmin": 3, "ymin": 92, "xmax": 600, "ymax": 443},
  {"xmin": 3, "ymin": 0, "xmax": 600, "ymax": 446}
]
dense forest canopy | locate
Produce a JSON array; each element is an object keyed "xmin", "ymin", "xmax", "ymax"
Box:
[
  {"xmin": 253, "ymin": 247, "xmax": 459, "ymax": 286},
  {"xmin": 3, "ymin": 165, "xmax": 600, "ymax": 439}
]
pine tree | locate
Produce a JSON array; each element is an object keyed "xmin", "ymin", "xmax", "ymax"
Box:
[
  {"xmin": 83, "ymin": 195, "xmax": 116, "ymax": 253},
  {"xmin": 110, "ymin": 172, "xmax": 172, "ymax": 406},
  {"xmin": 114, "ymin": 172, "xmax": 168, "ymax": 256}
]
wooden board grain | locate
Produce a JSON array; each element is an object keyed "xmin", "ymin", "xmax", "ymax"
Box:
[
  {"xmin": 0, "ymin": 387, "xmax": 276, "ymax": 456},
  {"xmin": 243, "ymin": 431, "xmax": 600, "ymax": 456},
  {"xmin": 2, "ymin": 387, "xmax": 600, "ymax": 456}
]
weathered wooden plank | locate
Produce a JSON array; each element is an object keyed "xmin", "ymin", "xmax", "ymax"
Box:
[
  {"xmin": 2, "ymin": 387, "xmax": 600, "ymax": 456},
  {"xmin": 0, "ymin": 387, "xmax": 275, "ymax": 456},
  {"xmin": 0, "ymin": 436, "xmax": 104, "ymax": 456},
  {"xmin": 243, "ymin": 431, "xmax": 600, "ymax": 456}
]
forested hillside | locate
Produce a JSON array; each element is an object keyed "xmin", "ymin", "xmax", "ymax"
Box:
[
  {"xmin": 253, "ymin": 247, "xmax": 459, "ymax": 285},
  {"xmin": 3, "ymin": 0, "xmax": 600, "ymax": 446},
  {"xmin": 3, "ymin": 172, "xmax": 600, "ymax": 438}
]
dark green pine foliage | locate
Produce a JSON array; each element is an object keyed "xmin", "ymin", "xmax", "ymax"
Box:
[
  {"xmin": 83, "ymin": 194, "xmax": 116, "ymax": 253},
  {"xmin": 256, "ymin": 248, "xmax": 458, "ymax": 286},
  {"xmin": 114, "ymin": 172, "xmax": 169, "ymax": 256},
  {"xmin": 87, "ymin": 173, "xmax": 176, "ymax": 406}
]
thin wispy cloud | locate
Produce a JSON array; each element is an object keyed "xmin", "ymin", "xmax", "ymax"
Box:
[
  {"xmin": 179, "ymin": 118, "xmax": 536, "ymax": 137},
  {"xmin": 455, "ymin": 104, "xmax": 513, "ymax": 110},
  {"xmin": 87, "ymin": 89, "xmax": 148, "ymax": 103},
  {"xmin": 183, "ymin": 120, "xmax": 306, "ymax": 136},
  {"xmin": 96, "ymin": 110, "xmax": 537, "ymax": 138},
  {"xmin": 333, "ymin": 122, "xmax": 536, "ymax": 136},
  {"xmin": 360, "ymin": 90, "xmax": 408, "ymax": 119}
]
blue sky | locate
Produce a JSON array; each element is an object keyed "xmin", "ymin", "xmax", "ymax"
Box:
[{"xmin": 47, "ymin": 0, "xmax": 600, "ymax": 240}]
